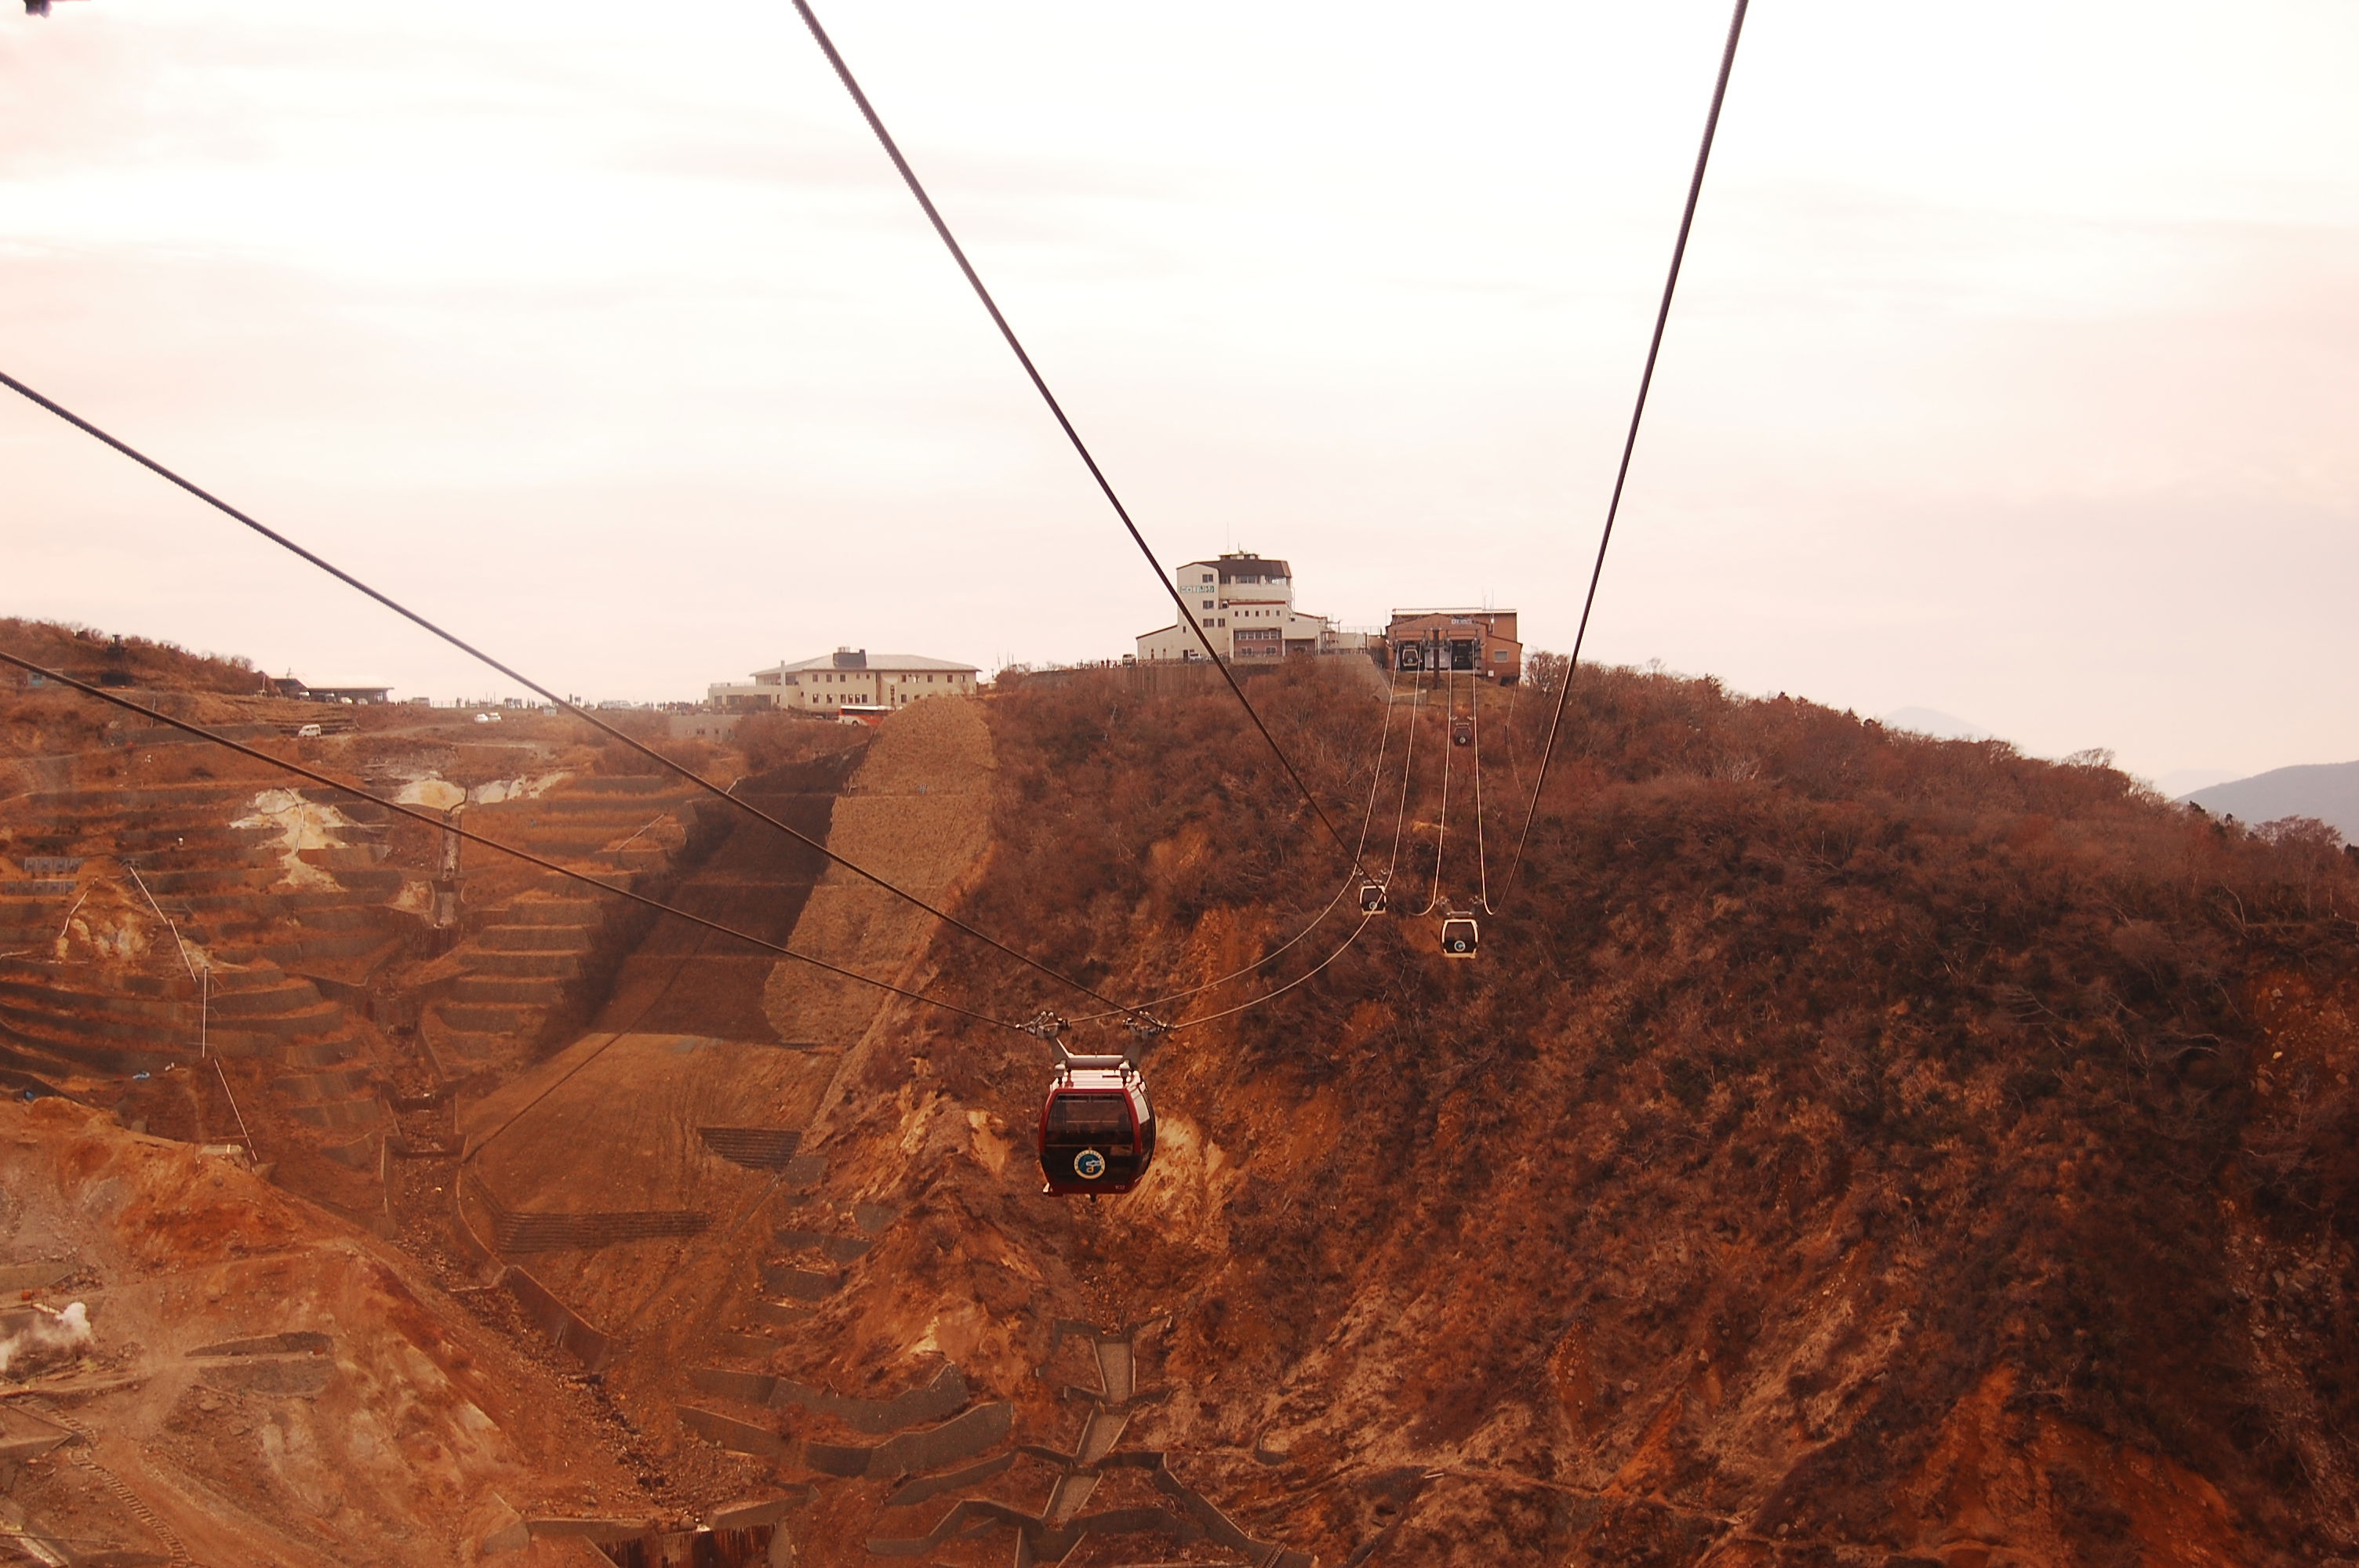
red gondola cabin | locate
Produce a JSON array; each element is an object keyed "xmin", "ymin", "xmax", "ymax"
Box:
[{"xmin": 1038, "ymin": 1055, "xmax": 1157, "ymax": 1196}]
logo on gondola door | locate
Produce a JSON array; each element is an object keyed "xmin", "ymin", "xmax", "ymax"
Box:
[{"xmin": 1074, "ymin": 1149, "xmax": 1107, "ymax": 1181}]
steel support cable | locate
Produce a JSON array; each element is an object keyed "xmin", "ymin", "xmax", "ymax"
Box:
[
  {"xmin": 785, "ymin": 0, "xmax": 1375, "ymax": 888},
  {"xmin": 1385, "ymin": 662, "xmax": 1427, "ymax": 881},
  {"xmin": 1504, "ymin": 0, "xmax": 1752, "ymax": 897},
  {"xmin": 1072, "ymin": 873, "xmax": 1354, "ymax": 1025},
  {"xmin": 1174, "ymin": 668, "xmax": 1469, "ymax": 1035},
  {"xmin": 1069, "ymin": 668, "xmax": 1408, "ymax": 1023},
  {"xmin": 1502, "ymin": 673, "xmax": 1528, "ymax": 795},
  {"xmin": 1423, "ymin": 667, "xmax": 1454, "ymax": 915},
  {"xmin": 1473, "ymin": 675, "xmax": 1492, "ymax": 915},
  {"xmin": 1168, "ymin": 911, "xmax": 1378, "ymax": 1034},
  {"xmin": 1347, "ymin": 670, "xmax": 1405, "ymax": 871},
  {"xmin": 0, "ymin": 369, "xmax": 1131, "ymax": 1020},
  {"xmin": 0, "ymin": 653, "xmax": 1025, "ymax": 1033}
]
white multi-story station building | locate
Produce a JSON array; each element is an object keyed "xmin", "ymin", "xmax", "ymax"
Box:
[{"xmin": 1134, "ymin": 551, "xmax": 1361, "ymax": 663}]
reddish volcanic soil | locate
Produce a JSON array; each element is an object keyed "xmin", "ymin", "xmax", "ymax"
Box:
[{"xmin": 3, "ymin": 624, "xmax": 2356, "ymax": 1566}]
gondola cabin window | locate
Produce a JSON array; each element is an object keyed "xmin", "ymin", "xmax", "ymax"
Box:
[{"xmin": 1048, "ymin": 1094, "xmax": 1128, "ymax": 1141}]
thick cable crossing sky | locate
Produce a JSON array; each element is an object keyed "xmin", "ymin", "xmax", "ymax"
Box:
[
  {"xmin": 1507, "ymin": 0, "xmax": 1752, "ymax": 896},
  {"xmin": 787, "ymin": 0, "xmax": 1379, "ymax": 892}
]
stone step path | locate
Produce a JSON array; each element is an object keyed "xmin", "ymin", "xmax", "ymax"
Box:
[
  {"xmin": 684, "ymin": 1363, "xmax": 969, "ymax": 1436},
  {"xmin": 863, "ymin": 1315, "xmax": 1314, "ymax": 1568},
  {"xmin": 485, "ymin": 1490, "xmax": 813, "ymax": 1564}
]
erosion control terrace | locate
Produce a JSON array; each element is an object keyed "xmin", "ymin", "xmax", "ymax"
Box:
[{"xmin": 1, "ymin": 620, "xmax": 2355, "ymax": 1566}]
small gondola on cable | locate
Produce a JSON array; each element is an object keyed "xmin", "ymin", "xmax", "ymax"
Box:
[
  {"xmin": 1439, "ymin": 908, "xmax": 1480, "ymax": 959},
  {"xmin": 1451, "ymin": 717, "xmax": 1473, "ymax": 747},
  {"xmin": 1031, "ymin": 1016, "xmax": 1158, "ymax": 1197},
  {"xmin": 1359, "ymin": 876, "xmax": 1389, "ymax": 914}
]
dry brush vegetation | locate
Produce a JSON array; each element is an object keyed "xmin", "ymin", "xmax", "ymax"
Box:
[{"xmin": 898, "ymin": 659, "xmax": 2359, "ymax": 1563}]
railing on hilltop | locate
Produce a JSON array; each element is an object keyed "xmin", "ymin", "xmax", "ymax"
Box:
[{"xmin": 1000, "ymin": 648, "xmax": 1381, "ymax": 698}]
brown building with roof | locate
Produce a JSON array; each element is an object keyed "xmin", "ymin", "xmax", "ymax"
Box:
[{"xmin": 1384, "ymin": 608, "xmax": 1521, "ymax": 683}]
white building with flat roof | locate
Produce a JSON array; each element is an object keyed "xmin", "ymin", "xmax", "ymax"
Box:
[
  {"xmin": 708, "ymin": 648, "xmax": 979, "ymax": 713},
  {"xmin": 1136, "ymin": 551, "xmax": 1353, "ymax": 663}
]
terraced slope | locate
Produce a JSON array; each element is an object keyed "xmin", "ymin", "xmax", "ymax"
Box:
[
  {"xmin": 12, "ymin": 628, "xmax": 2359, "ymax": 1566},
  {"xmin": 0, "ymin": 680, "xmax": 723, "ymax": 1222}
]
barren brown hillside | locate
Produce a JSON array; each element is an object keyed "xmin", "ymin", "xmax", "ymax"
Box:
[
  {"xmin": 835, "ymin": 662, "xmax": 2359, "ymax": 1566},
  {"xmin": 3, "ymin": 626, "xmax": 2356, "ymax": 1566}
]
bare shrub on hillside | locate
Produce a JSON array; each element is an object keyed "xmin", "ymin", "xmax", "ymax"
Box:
[
  {"xmin": 736, "ymin": 710, "xmax": 867, "ymax": 777},
  {"xmin": 1525, "ymin": 649, "xmax": 1569, "ymax": 695},
  {"xmin": 581, "ymin": 710, "xmax": 719, "ymax": 779},
  {"xmin": 0, "ymin": 617, "xmax": 270, "ymax": 695},
  {"xmin": 921, "ymin": 657, "xmax": 2359, "ymax": 1557}
]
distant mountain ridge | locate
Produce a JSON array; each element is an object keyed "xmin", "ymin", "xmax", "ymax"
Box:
[
  {"xmin": 2184, "ymin": 759, "xmax": 2359, "ymax": 840},
  {"xmin": 2154, "ymin": 768, "xmax": 2242, "ymax": 800}
]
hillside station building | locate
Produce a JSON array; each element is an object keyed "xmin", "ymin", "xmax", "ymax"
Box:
[
  {"xmin": 1384, "ymin": 608, "xmax": 1522, "ymax": 683},
  {"xmin": 1134, "ymin": 552, "xmax": 1369, "ymax": 663},
  {"xmin": 707, "ymin": 648, "xmax": 980, "ymax": 715}
]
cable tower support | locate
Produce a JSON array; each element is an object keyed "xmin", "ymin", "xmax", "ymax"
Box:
[
  {"xmin": 0, "ymin": 653, "xmax": 1027, "ymax": 1034},
  {"xmin": 786, "ymin": 0, "xmax": 1377, "ymax": 887},
  {"xmin": 1505, "ymin": 0, "xmax": 1752, "ymax": 895},
  {"xmin": 0, "ymin": 370, "xmax": 1131, "ymax": 1018}
]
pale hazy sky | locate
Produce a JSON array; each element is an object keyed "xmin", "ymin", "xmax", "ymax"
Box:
[{"xmin": 5, "ymin": 1, "xmax": 2356, "ymax": 786}]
